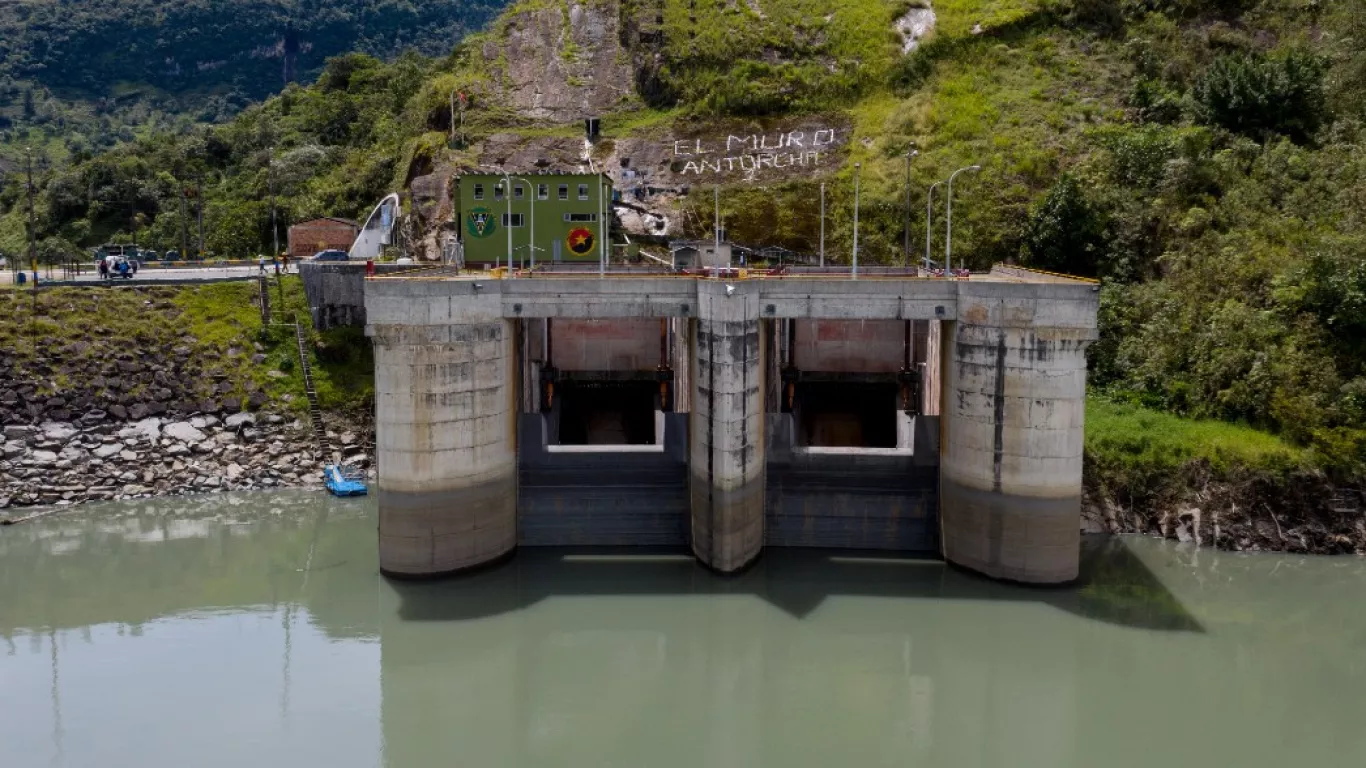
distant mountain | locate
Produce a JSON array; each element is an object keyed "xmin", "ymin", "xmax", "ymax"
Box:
[
  {"xmin": 0, "ymin": 0, "xmax": 509, "ymax": 101},
  {"xmin": 0, "ymin": 0, "xmax": 510, "ymax": 163}
]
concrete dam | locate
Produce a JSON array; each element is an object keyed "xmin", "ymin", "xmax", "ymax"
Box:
[{"xmin": 307, "ymin": 265, "xmax": 1099, "ymax": 584}]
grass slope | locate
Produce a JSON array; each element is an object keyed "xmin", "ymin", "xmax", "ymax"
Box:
[{"xmin": 0, "ymin": 279, "xmax": 372, "ymax": 416}]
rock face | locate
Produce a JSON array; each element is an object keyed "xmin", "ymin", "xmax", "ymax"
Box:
[
  {"xmin": 896, "ymin": 7, "xmax": 937, "ymax": 54},
  {"xmin": 0, "ymin": 406, "xmax": 369, "ymax": 511},
  {"xmin": 164, "ymin": 421, "xmax": 207, "ymax": 443},
  {"xmin": 483, "ymin": 1, "xmax": 636, "ymax": 122}
]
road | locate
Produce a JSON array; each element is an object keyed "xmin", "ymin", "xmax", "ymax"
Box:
[{"xmin": 1, "ymin": 265, "xmax": 292, "ymax": 285}]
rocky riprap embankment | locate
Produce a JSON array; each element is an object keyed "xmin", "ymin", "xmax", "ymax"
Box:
[{"xmin": 0, "ymin": 413, "xmax": 370, "ymax": 512}]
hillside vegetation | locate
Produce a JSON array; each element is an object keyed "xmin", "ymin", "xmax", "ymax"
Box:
[
  {"xmin": 0, "ymin": 0, "xmax": 508, "ymax": 163},
  {"xmin": 2, "ymin": 0, "xmax": 1364, "ymax": 496}
]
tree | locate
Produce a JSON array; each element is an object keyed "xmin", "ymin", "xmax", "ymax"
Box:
[{"xmin": 1022, "ymin": 175, "xmax": 1109, "ymax": 278}]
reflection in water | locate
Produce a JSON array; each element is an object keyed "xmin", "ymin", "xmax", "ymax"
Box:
[{"xmin": 1, "ymin": 492, "xmax": 1364, "ymax": 767}]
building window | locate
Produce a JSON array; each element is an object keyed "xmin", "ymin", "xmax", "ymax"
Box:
[
  {"xmin": 501, "ymin": 213, "xmax": 525, "ymax": 227},
  {"xmin": 578, "ymin": 184, "xmax": 589, "ymax": 200},
  {"xmin": 473, "ymin": 183, "xmax": 484, "ymax": 200},
  {"xmin": 514, "ymin": 184, "xmax": 525, "ymax": 200},
  {"xmin": 537, "ymin": 184, "xmax": 549, "ymax": 200},
  {"xmin": 558, "ymin": 184, "xmax": 569, "ymax": 200},
  {"xmin": 564, "ymin": 213, "xmax": 598, "ymax": 223}
]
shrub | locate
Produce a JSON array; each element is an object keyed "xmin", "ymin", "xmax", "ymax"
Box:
[{"xmin": 1193, "ymin": 49, "xmax": 1325, "ymax": 142}]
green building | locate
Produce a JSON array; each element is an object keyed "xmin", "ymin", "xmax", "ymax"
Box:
[{"xmin": 457, "ymin": 172, "xmax": 613, "ymax": 267}]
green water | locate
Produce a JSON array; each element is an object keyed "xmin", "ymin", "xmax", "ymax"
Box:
[{"xmin": 1, "ymin": 491, "xmax": 1364, "ymax": 767}]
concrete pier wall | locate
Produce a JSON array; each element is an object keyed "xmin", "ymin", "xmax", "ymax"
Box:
[
  {"xmin": 369, "ymin": 281, "xmax": 518, "ymax": 577},
  {"xmin": 939, "ymin": 282, "xmax": 1098, "ymax": 583},
  {"xmin": 690, "ymin": 282, "xmax": 766, "ymax": 573}
]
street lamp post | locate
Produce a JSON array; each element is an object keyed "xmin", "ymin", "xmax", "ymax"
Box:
[
  {"xmin": 852, "ymin": 163, "xmax": 861, "ymax": 279},
  {"xmin": 601, "ymin": 173, "xmax": 608, "ymax": 277},
  {"xmin": 513, "ymin": 176, "xmax": 536, "ymax": 272},
  {"xmin": 925, "ymin": 180, "xmax": 943, "ymax": 272},
  {"xmin": 945, "ymin": 165, "xmax": 981, "ymax": 276},
  {"xmin": 904, "ymin": 149, "xmax": 918, "ymax": 265},
  {"xmin": 478, "ymin": 164, "xmax": 515, "ymax": 275},
  {"xmin": 819, "ymin": 182, "xmax": 825, "ymax": 268}
]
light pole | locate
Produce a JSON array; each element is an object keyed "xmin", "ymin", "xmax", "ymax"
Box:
[
  {"xmin": 513, "ymin": 176, "xmax": 536, "ymax": 271},
  {"xmin": 852, "ymin": 163, "xmax": 861, "ymax": 279},
  {"xmin": 603, "ymin": 172, "xmax": 614, "ymax": 274},
  {"xmin": 925, "ymin": 180, "xmax": 943, "ymax": 272},
  {"xmin": 904, "ymin": 149, "xmax": 918, "ymax": 264},
  {"xmin": 945, "ymin": 164, "xmax": 981, "ymax": 276},
  {"xmin": 478, "ymin": 164, "xmax": 515, "ymax": 275},
  {"xmin": 819, "ymin": 182, "xmax": 825, "ymax": 268},
  {"xmin": 713, "ymin": 185, "xmax": 721, "ymax": 255}
]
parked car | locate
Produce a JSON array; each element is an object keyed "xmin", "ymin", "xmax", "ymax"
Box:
[{"xmin": 310, "ymin": 250, "xmax": 349, "ymax": 262}]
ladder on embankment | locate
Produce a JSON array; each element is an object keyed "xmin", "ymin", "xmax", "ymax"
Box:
[
  {"xmin": 258, "ymin": 274, "xmax": 272, "ymax": 325},
  {"xmin": 293, "ymin": 320, "xmax": 332, "ymax": 461}
]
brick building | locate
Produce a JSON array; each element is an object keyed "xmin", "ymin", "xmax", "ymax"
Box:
[{"xmin": 287, "ymin": 217, "xmax": 359, "ymax": 259}]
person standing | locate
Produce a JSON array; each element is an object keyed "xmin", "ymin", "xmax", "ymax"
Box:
[
  {"xmin": 97, "ymin": 257, "xmax": 108, "ymax": 280},
  {"xmin": 259, "ymin": 255, "xmax": 267, "ymax": 274}
]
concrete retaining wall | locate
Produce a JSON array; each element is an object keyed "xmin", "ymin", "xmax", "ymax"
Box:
[{"xmin": 300, "ymin": 262, "xmax": 425, "ymax": 330}]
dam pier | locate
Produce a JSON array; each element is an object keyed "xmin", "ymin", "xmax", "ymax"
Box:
[{"xmin": 320, "ymin": 265, "xmax": 1099, "ymax": 584}]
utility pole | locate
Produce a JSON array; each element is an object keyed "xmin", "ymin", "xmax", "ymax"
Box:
[
  {"xmin": 196, "ymin": 173, "xmax": 205, "ymax": 259},
  {"xmin": 179, "ymin": 182, "xmax": 190, "ymax": 261},
  {"xmin": 269, "ymin": 149, "xmax": 280, "ymax": 264},
  {"xmin": 25, "ymin": 147, "xmax": 38, "ymax": 304}
]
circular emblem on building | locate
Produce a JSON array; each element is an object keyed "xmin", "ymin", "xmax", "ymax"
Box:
[
  {"xmin": 567, "ymin": 227, "xmax": 595, "ymax": 255},
  {"xmin": 466, "ymin": 207, "xmax": 496, "ymax": 239}
]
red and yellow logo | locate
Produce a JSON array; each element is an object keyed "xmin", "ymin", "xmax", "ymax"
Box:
[{"xmin": 567, "ymin": 227, "xmax": 595, "ymax": 255}]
